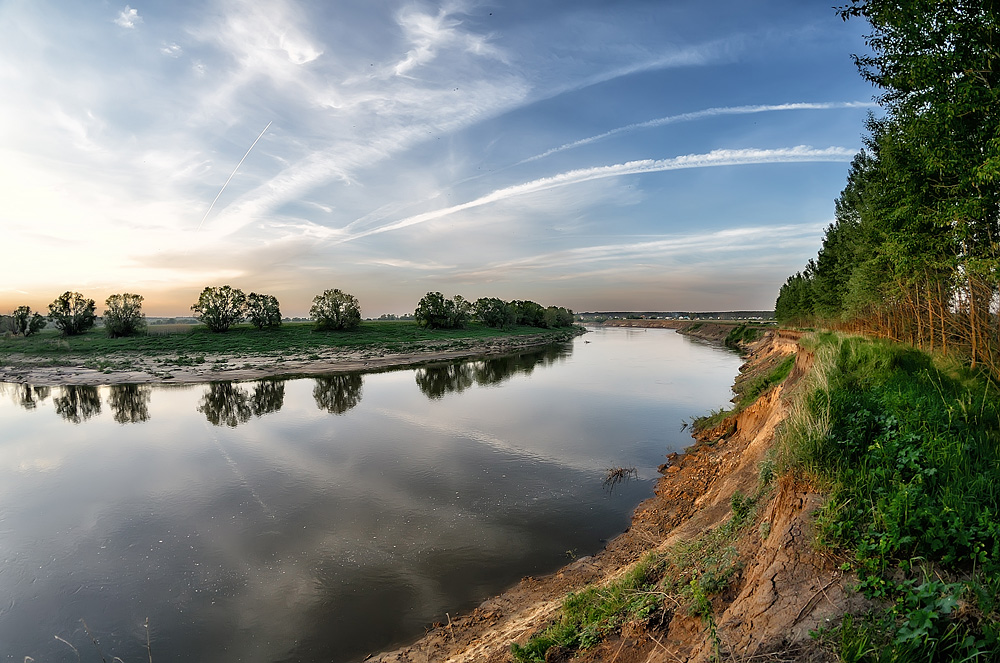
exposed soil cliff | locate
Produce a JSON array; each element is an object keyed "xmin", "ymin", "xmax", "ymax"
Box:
[{"xmin": 370, "ymin": 330, "xmax": 856, "ymax": 663}]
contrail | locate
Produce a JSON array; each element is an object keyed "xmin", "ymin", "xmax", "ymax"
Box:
[
  {"xmin": 198, "ymin": 120, "xmax": 272, "ymax": 229},
  {"xmin": 517, "ymin": 102, "xmax": 872, "ymax": 165}
]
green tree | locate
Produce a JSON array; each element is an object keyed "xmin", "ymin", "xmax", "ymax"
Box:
[
  {"xmin": 103, "ymin": 293, "xmax": 146, "ymax": 338},
  {"xmin": 47, "ymin": 291, "xmax": 97, "ymax": 336},
  {"xmin": 310, "ymin": 288, "xmax": 362, "ymax": 330},
  {"xmin": 474, "ymin": 297, "xmax": 516, "ymax": 329},
  {"xmin": 510, "ymin": 300, "xmax": 546, "ymax": 327},
  {"xmin": 246, "ymin": 292, "xmax": 282, "ymax": 330},
  {"xmin": 415, "ymin": 292, "xmax": 471, "ymax": 329},
  {"xmin": 191, "ymin": 285, "xmax": 247, "ymax": 333},
  {"xmin": 11, "ymin": 305, "xmax": 47, "ymax": 336}
]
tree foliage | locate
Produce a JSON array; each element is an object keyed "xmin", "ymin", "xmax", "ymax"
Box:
[
  {"xmin": 103, "ymin": 293, "xmax": 146, "ymax": 338},
  {"xmin": 246, "ymin": 292, "xmax": 282, "ymax": 330},
  {"xmin": 191, "ymin": 285, "xmax": 247, "ymax": 333},
  {"xmin": 778, "ymin": 1, "xmax": 1000, "ymax": 372},
  {"xmin": 11, "ymin": 305, "xmax": 46, "ymax": 337},
  {"xmin": 474, "ymin": 297, "xmax": 516, "ymax": 329},
  {"xmin": 414, "ymin": 292, "xmax": 472, "ymax": 329},
  {"xmin": 47, "ymin": 291, "xmax": 97, "ymax": 336},
  {"xmin": 310, "ymin": 288, "xmax": 362, "ymax": 331}
]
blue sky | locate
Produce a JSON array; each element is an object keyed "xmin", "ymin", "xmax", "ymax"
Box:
[{"xmin": 0, "ymin": 0, "xmax": 874, "ymax": 316}]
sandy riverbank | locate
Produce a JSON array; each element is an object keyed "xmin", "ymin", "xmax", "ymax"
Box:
[{"xmin": 0, "ymin": 331, "xmax": 581, "ymax": 387}]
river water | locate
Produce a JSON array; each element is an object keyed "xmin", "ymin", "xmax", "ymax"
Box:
[{"xmin": 0, "ymin": 327, "xmax": 740, "ymax": 662}]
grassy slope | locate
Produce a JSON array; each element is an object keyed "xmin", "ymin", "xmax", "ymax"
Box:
[
  {"xmin": 512, "ymin": 332, "xmax": 1000, "ymax": 662},
  {"xmin": 781, "ymin": 333, "xmax": 1000, "ymax": 661},
  {"xmin": 0, "ymin": 320, "xmax": 579, "ymax": 365}
]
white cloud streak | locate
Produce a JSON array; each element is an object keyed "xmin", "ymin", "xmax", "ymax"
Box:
[
  {"xmin": 449, "ymin": 223, "xmax": 828, "ymax": 280},
  {"xmin": 338, "ymin": 146, "xmax": 855, "ymax": 243},
  {"xmin": 519, "ymin": 102, "xmax": 874, "ymax": 164}
]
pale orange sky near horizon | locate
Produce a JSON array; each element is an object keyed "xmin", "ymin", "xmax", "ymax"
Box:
[{"xmin": 1, "ymin": 1, "xmax": 873, "ymax": 318}]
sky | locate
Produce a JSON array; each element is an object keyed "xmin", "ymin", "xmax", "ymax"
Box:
[{"xmin": 0, "ymin": 0, "xmax": 875, "ymax": 317}]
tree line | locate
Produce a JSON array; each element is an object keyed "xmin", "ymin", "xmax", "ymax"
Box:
[
  {"xmin": 775, "ymin": 0, "xmax": 1000, "ymax": 373},
  {"xmin": 3, "ymin": 287, "xmax": 575, "ymax": 337}
]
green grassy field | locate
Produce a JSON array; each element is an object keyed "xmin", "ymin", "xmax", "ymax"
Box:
[{"xmin": 0, "ymin": 320, "xmax": 581, "ymax": 364}]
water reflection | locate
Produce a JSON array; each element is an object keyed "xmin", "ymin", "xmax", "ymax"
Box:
[
  {"xmin": 415, "ymin": 363, "xmax": 475, "ymax": 399},
  {"xmin": 9, "ymin": 383, "xmax": 51, "ymax": 410},
  {"xmin": 53, "ymin": 385, "xmax": 102, "ymax": 424},
  {"xmin": 198, "ymin": 382, "xmax": 253, "ymax": 427},
  {"xmin": 313, "ymin": 374, "xmax": 363, "ymax": 414},
  {"xmin": 415, "ymin": 344, "xmax": 570, "ymax": 400},
  {"xmin": 251, "ymin": 379, "xmax": 285, "ymax": 416},
  {"xmin": 108, "ymin": 384, "xmax": 151, "ymax": 424}
]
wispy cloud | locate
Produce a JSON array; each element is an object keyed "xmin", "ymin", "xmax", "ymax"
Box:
[
  {"xmin": 338, "ymin": 146, "xmax": 855, "ymax": 243},
  {"xmin": 447, "ymin": 223, "xmax": 827, "ymax": 280},
  {"xmin": 519, "ymin": 102, "xmax": 873, "ymax": 164},
  {"xmin": 114, "ymin": 5, "xmax": 142, "ymax": 29}
]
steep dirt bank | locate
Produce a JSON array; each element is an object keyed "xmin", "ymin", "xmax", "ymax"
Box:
[{"xmin": 370, "ymin": 331, "xmax": 854, "ymax": 663}]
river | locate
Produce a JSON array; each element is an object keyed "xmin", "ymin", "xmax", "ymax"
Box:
[{"xmin": 0, "ymin": 327, "xmax": 740, "ymax": 662}]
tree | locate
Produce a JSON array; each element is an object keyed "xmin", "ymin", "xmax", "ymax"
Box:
[
  {"xmin": 510, "ymin": 300, "xmax": 546, "ymax": 327},
  {"xmin": 246, "ymin": 292, "xmax": 282, "ymax": 330},
  {"xmin": 474, "ymin": 297, "xmax": 516, "ymax": 329},
  {"xmin": 48, "ymin": 291, "xmax": 97, "ymax": 336},
  {"xmin": 103, "ymin": 293, "xmax": 146, "ymax": 338},
  {"xmin": 310, "ymin": 288, "xmax": 362, "ymax": 330},
  {"xmin": 11, "ymin": 305, "xmax": 47, "ymax": 336},
  {"xmin": 414, "ymin": 292, "xmax": 471, "ymax": 329},
  {"xmin": 191, "ymin": 285, "xmax": 247, "ymax": 333}
]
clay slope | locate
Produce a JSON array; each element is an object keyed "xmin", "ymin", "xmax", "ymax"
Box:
[{"xmin": 370, "ymin": 332, "xmax": 856, "ymax": 663}]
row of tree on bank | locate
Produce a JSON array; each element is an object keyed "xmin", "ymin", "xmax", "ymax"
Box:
[
  {"xmin": 4, "ymin": 287, "xmax": 575, "ymax": 337},
  {"xmin": 413, "ymin": 292, "xmax": 575, "ymax": 330},
  {"xmin": 774, "ymin": 0, "xmax": 1000, "ymax": 374}
]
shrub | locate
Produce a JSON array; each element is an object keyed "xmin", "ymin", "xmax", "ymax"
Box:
[
  {"xmin": 11, "ymin": 305, "xmax": 47, "ymax": 336},
  {"xmin": 47, "ymin": 291, "xmax": 97, "ymax": 336},
  {"xmin": 103, "ymin": 293, "xmax": 146, "ymax": 338},
  {"xmin": 191, "ymin": 285, "xmax": 247, "ymax": 333},
  {"xmin": 310, "ymin": 289, "xmax": 361, "ymax": 331},
  {"xmin": 246, "ymin": 293, "xmax": 282, "ymax": 330}
]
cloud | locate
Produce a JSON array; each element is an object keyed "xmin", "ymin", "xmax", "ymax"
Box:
[
  {"xmin": 338, "ymin": 146, "xmax": 855, "ymax": 243},
  {"xmin": 161, "ymin": 42, "xmax": 183, "ymax": 57},
  {"xmin": 447, "ymin": 222, "xmax": 827, "ymax": 280},
  {"xmin": 519, "ymin": 101, "xmax": 874, "ymax": 164},
  {"xmin": 392, "ymin": 4, "xmax": 501, "ymax": 77},
  {"xmin": 114, "ymin": 5, "xmax": 142, "ymax": 29}
]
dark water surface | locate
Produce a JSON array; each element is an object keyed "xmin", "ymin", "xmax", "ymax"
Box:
[{"xmin": 0, "ymin": 327, "xmax": 740, "ymax": 662}]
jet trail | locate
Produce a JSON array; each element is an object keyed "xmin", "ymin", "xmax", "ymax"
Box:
[{"xmin": 198, "ymin": 121, "xmax": 272, "ymax": 230}]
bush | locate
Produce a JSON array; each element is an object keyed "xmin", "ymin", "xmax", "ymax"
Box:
[
  {"xmin": 103, "ymin": 293, "xmax": 146, "ymax": 338},
  {"xmin": 246, "ymin": 293, "xmax": 282, "ymax": 330},
  {"xmin": 11, "ymin": 305, "xmax": 47, "ymax": 336},
  {"xmin": 310, "ymin": 289, "xmax": 361, "ymax": 331},
  {"xmin": 47, "ymin": 291, "xmax": 97, "ymax": 336},
  {"xmin": 191, "ymin": 285, "xmax": 246, "ymax": 333}
]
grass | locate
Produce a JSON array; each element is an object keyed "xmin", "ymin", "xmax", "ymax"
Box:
[
  {"xmin": 724, "ymin": 323, "xmax": 765, "ymax": 349},
  {"xmin": 0, "ymin": 320, "xmax": 581, "ymax": 364},
  {"xmin": 777, "ymin": 333, "xmax": 1000, "ymax": 661},
  {"xmin": 511, "ymin": 487, "xmax": 769, "ymax": 662}
]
